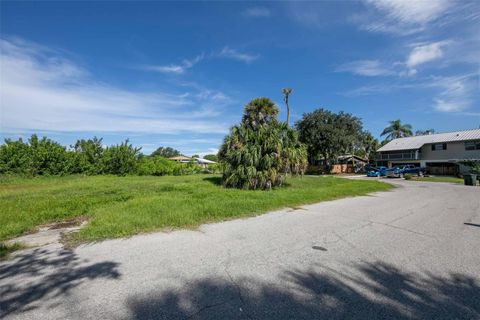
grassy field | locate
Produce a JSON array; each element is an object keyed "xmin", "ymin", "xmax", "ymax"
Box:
[
  {"xmin": 0, "ymin": 174, "xmax": 392, "ymax": 243},
  {"xmin": 410, "ymin": 176, "xmax": 464, "ymax": 184}
]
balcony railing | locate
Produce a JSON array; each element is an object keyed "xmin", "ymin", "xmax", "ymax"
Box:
[{"xmin": 376, "ymin": 151, "xmax": 419, "ymax": 161}]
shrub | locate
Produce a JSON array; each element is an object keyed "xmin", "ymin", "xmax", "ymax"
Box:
[
  {"xmin": 101, "ymin": 140, "xmax": 141, "ymax": 175},
  {"xmin": 404, "ymin": 173, "xmax": 412, "ymax": 180},
  {"xmin": 71, "ymin": 137, "xmax": 104, "ymax": 175},
  {"xmin": 0, "ymin": 135, "xmax": 71, "ymax": 176},
  {"xmin": 137, "ymin": 156, "xmax": 176, "ymax": 176}
]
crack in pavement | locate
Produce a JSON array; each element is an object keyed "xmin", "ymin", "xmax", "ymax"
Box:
[{"xmin": 339, "ymin": 216, "xmax": 436, "ymax": 239}]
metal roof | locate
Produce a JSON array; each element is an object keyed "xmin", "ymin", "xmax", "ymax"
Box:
[{"xmin": 377, "ymin": 128, "xmax": 480, "ymax": 152}]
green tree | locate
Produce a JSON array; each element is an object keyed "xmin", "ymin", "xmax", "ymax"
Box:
[
  {"xmin": 102, "ymin": 140, "xmax": 141, "ymax": 175},
  {"xmin": 151, "ymin": 146, "xmax": 181, "ymax": 158},
  {"xmin": 203, "ymin": 154, "xmax": 218, "ymax": 162},
  {"xmin": 71, "ymin": 137, "xmax": 104, "ymax": 174},
  {"xmin": 381, "ymin": 120, "xmax": 413, "ymax": 141},
  {"xmin": 219, "ymin": 97, "xmax": 307, "ymax": 190},
  {"xmin": 357, "ymin": 131, "xmax": 379, "ymax": 163},
  {"xmin": 415, "ymin": 129, "xmax": 435, "ymax": 136},
  {"xmin": 296, "ymin": 109, "xmax": 363, "ymax": 171}
]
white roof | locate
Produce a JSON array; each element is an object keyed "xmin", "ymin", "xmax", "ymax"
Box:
[
  {"xmin": 378, "ymin": 128, "xmax": 480, "ymax": 152},
  {"xmin": 196, "ymin": 158, "xmax": 216, "ymax": 164}
]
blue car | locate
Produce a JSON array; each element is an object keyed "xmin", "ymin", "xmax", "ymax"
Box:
[
  {"xmin": 387, "ymin": 165, "xmax": 425, "ymax": 178},
  {"xmin": 366, "ymin": 166, "xmax": 388, "ymax": 177}
]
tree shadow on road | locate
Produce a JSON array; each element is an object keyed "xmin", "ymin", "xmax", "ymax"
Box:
[
  {"xmin": 127, "ymin": 261, "xmax": 479, "ymax": 319},
  {"xmin": 0, "ymin": 247, "xmax": 121, "ymax": 318}
]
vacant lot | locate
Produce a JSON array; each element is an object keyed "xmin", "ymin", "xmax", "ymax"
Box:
[{"xmin": 0, "ymin": 175, "xmax": 391, "ymax": 242}]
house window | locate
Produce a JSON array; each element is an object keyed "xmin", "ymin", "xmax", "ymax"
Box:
[
  {"xmin": 431, "ymin": 143, "xmax": 447, "ymax": 151},
  {"xmin": 465, "ymin": 141, "xmax": 480, "ymax": 151}
]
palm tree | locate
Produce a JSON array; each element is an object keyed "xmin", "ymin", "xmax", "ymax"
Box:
[
  {"xmin": 219, "ymin": 97, "xmax": 307, "ymax": 190},
  {"xmin": 282, "ymin": 88, "xmax": 293, "ymax": 127},
  {"xmin": 381, "ymin": 120, "xmax": 413, "ymax": 141}
]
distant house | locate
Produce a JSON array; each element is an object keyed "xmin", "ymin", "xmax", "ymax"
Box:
[
  {"xmin": 331, "ymin": 155, "xmax": 368, "ymax": 174},
  {"xmin": 169, "ymin": 156, "xmax": 192, "ymax": 162},
  {"xmin": 376, "ymin": 129, "xmax": 480, "ymax": 175}
]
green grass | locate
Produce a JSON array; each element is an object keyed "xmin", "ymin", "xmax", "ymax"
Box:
[
  {"xmin": 0, "ymin": 174, "xmax": 392, "ymax": 243},
  {"xmin": 411, "ymin": 176, "xmax": 464, "ymax": 184}
]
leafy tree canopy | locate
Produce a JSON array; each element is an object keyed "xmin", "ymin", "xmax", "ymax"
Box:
[
  {"xmin": 203, "ymin": 154, "xmax": 218, "ymax": 162},
  {"xmin": 415, "ymin": 129, "xmax": 435, "ymax": 136},
  {"xmin": 151, "ymin": 146, "xmax": 182, "ymax": 158},
  {"xmin": 219, "ymin": 97, "xmax": 307, "ymax": 190},
  {"xmin": 296, "ymin": 108, "xmax": 364, "ymax": 168}
]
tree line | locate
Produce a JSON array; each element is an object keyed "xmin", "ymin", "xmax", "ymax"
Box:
[{"xmin": 0, "ymin": 135, "xmax": 222, "ymax": 176}]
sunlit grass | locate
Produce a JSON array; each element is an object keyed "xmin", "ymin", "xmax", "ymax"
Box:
[{"xmin": 0, "ymin": 174, "xmax": 392, "ymax": 242}]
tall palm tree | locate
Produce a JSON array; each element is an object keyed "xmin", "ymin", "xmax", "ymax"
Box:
[
  {"xmin": 381, "ymin": 120, "xmax": 413, "ymax": 141},
  {"xmin": 282, "ymin": 88, "xmax": 293, "ymax": 126}
]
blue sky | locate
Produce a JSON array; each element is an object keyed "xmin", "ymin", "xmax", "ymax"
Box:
[{"xmin": 1, "ymin": 1, "xmax": 479, "ymax": 156}]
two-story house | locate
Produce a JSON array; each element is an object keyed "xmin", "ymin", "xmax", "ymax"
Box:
[{"xmin": 376, "ymin": 129, "xmax": 480, "ymax": 175}]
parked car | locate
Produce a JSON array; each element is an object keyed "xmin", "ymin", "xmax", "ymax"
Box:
[
  {"xmin": 387, "ymin": 165, "xmax": 425, "ymax": 178},
  {"xmin": 366, "ymin": 166, "xmax": 388, "ymax": 177}
]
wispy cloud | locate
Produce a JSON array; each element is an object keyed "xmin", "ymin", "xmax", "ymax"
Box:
[
  {"xmin": 403, "ymin": 40, "xmax": 451, "ymax": 75},
  {"xmin": 336, "ymin": 60, "xmax": 393, "ymax": 76},
  {"xmin": 354, "ymin": 0, "xmax": 452, "ymax": 35},
  {"xmin": 0, "ymin": 38, "xmax": 235, "ymax": 135},
  {"xmin": 431, "ymin": 74, "xmax": 476, "ymax": 112},
  {"xmin": 142, "ymin": 46, "xmax": 259, "ymax": 74},
  {"xmin": 242, "ymin": 7, "xmax": 271, "ymax": 18},
  {"xmin": 342, "ymin": 73, "xmax": 478, "ymax": 114},
  {"xmin": 218, "ymin": 46, "xmax": 259, "ymax": 64},
  {"xmin": 142, "ymin": 54, "xmax": 205, "ymax": 74}
]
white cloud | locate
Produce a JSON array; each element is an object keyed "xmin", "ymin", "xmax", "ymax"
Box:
[
  {"xmin": 0, "ymin": 38, "xmax": 234, "ymax": 135},
  {"xmin": 406, "ymin": 41, "xmax": 450, "ymax": 68},
  {"xmin": 355, "ymin": 0, "xmax": 452, "ymax": 35},
  {"xmin": 142, "ymin": 54, "xmax": 204, "ymax": 74},
  {"xmin": 242, "ymin": 7, "xmax": 270, "ymax": 18},
  {"xmin": 218, "ymin": 46, "xmax": 259, "ymax": 64},
  {"xmin": 336, "ymin": 60, "xmax": 392, "ymax": 76}
]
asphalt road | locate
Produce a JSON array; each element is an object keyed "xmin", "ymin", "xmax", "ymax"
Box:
[{"xmin": 1, "ymin": 179, "xmax": 479, "ymax": 319}]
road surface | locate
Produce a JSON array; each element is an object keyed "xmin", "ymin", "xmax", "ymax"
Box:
[{"xmin": 1, "ymin": 179, "xmax": 479, "ymax": 319}]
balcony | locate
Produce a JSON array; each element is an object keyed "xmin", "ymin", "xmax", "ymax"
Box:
[{"xmin": 376, "ymin": 150, "xmax": 419, "ymax": 161}]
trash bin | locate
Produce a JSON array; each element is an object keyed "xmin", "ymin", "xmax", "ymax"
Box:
[{"xmin": 464, "ymin": 174, "xmax": 477, "ymax": 186}]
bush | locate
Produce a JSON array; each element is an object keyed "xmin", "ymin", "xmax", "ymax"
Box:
[
  {"xmin": 137, "ymin": 156, "xmax": 176, "ymax": 176},
  {"xmin": 0, "ymin": 135, "xmax": 71, "ymax": 176},
  {"xmin": 404, "ymin": 173, "xmax": 412, "ymax": 180},
  {"xmin": 101, "ymin": 140, "xmax": 141, "ymax": 175}
]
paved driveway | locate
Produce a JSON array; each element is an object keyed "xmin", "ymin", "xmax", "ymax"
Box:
[{"xmin": 1, "ymin": 179, "xmax": 479, "ymax": 319}]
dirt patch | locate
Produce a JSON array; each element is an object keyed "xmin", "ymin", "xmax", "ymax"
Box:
[
  {"xmin": 6, "ymin": 218, "xmax": 89, "ymax": 249},
  {"xmin": 44, "ymin": 216, "xmax": 88, "ymax": 230}
]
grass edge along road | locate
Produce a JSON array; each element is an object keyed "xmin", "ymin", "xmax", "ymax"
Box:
[
  {"xmin": 0, "ymin": 175, "xmax": 392, "ymax": 244},
  {"xmin": 409, "ymin": 176, "xmax": 463, "ymax": 184}
]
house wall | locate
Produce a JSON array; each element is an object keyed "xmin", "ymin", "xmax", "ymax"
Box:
[{"xmin": 420, "ymin": 141, "xmax": 480, "ymax": 161}]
